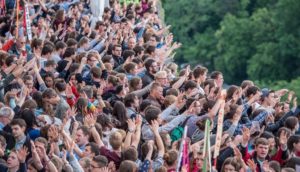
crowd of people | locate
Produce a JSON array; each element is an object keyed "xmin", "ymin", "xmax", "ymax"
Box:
[{"xmin": 0, "ymin": 0, "xmax": 299, "ymax": 172}]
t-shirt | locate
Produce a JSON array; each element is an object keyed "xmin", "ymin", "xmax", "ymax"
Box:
[{"xmin": 100, "ymin": 146, "xmax": 121, "ymax": 169}]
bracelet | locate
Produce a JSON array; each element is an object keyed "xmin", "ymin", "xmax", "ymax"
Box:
[
  {"xmin": 128, "ymin": 129, "xmax": 135, "ymax": 133},
  {"xmin": 89, "ymin": 125, "xmax": 95, "ymax": 129}
]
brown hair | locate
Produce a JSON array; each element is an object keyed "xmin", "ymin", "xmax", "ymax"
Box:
[{"xmin": 163, "ymin": 150, "xmax": 178, "ymax": 167}]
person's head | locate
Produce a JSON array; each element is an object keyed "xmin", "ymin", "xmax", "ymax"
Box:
[
  {"xmin": 124, "ymin": 62, "xmax": 138, "ymax": 75},
  {"xmin": 226, "ymin": 85, "xmax": 241, "ymax": 102},
  {"xmin": 43, "ymin": 72, "xmax": 55, "ymax": 88},
  {"xmin": 124, "ymin": 93, "xmax": 139, "ymax": 109},
  {"xmin": 129, "ymin": 77, "xmax": 142, "ymax": 91},
  {"xmin": 112, "ymin": 44, "xmax": 122, "ymax": 57},
  {"xmin": 55, "ymin": 41, "xmax": 67, "ymax": 55},
  {"xmin": 184, "ymin": 80, "xmax": 197, "ymax": 95},
  {"xmin": 163, "ymin": 95, "xmax": 177, "ymax": 108},
  {"xmin": 19, "ymin": 109, "xmax": 37, "ymax": 129},
  {"xmin": 75, "ymin": 126, "xmax": 90, "ymax": 147},
  {"xmin": 63, "ymin": 47, "xmax": 76, "ymax": 59},
  {"xmin": 90, "ymin": 155, "xmax": 108, "ymax": 171},
  {"xmin": 144, "ymin": 58, "xmax": 158, "ymax": 74},
  {"xmin": 149, "ymin": 82, "xmax": 163, "ymax": 100},
  {"xmin": 268, "ymin": 161, "xmax": 281, "ymax": 172},
  {"xmin": 16, "ymin": 36, "xmax": 26, "ymax": 50},
  {"xmin": 254, "ymin": 137, "xmax": 269, "ymax": 160},
  {"xmin": 41, "ymin": 44, "xmax": 54, "ymax": 59},
  {"xmin": 31, "ymin": 38, "xmax": 43, "ymax": 55},
  {"xmin": 260, "ymin": 131, "xmax": 276, "ymax": 151},
  {"xmin": 79, "ymin": 157, "xmax": 92, "ymax": 171},
  {"xmin": 281, "ymin": 168, "xmax": 296, "ymax": 172},
  {"xmin": 261, "ymin": 89, "xmax": 276, "ymax": 107},
  {"xmin": 133, "ymin": 45, "xmax": 144, "ymax": 58},
  {"xmin": 0, "ymin": 107, "xmax": 14, "ymax": 126},
  {"xmin": 42, "ymin": 88, "xmax": 60, "ymax": 105},
  {"xmin": 287, "ymin": 135, "xmax": 300, "ymax": 153},
  {"xmin": 160, "ymin": 132, "xmax": 172, "ymax": 149},
  {"xmin": 34, "ymin": 137, "xmax": 48, "ymax": 157},
  {"xmin": 221, "ymin": 157, "xmax": 241, "ymax": 172},
  {"xmin": 284, "ymin": 116, "xmax": 299, "ymax": 134},
  {"xmin": 10, "ymin": 119, "xmax": 26, "ymax": 139},
  {"xmin": 122, "ymin": 147, "xmax": 138, "ymax": 161},
  {"xmin": 78, "ymin": 36, "xmax": 89, "ymax": 50},
  {"xmin": 91, "ymin": 67, "xmax": 102, "ymax": 80},
  {"xmin": 163, "ymin": 150, "xmax": 178, "ymax": 168},
  {"xmin": 127, "ymin": 37, "xmax": 136, "ymax": 50},
  {"xmin": 144, "ymin": 106, "xmax": 161, "ymax": 124},
  {"xmin": 84, "ymin": 142, "xmax": 100, "ymax": 158},
  {"xmin": 210, "ymin": 71, "xmax": 223, "ymax": 88},
  {"xmin": 240, "ymin": 80, "xmax": 254, "ymax": 94},
  {"xmin": 193, "ymin": 66, "xmax": 208, "ymax": 82},
  {"xmin": 123, "ymin": 50, "xmax": 135, "ymax": 61},
  {"xmin": 87, "ymin": 52, "xmax": 98, "ymax": 68},
  {"xmin": 283, "ymin": 101, "xmax": 290, "ymax": 113},
  {"xmin": 245, "ymin": 86, "xmax": 260, "ymax": 99},
  {"xmin": 119, "ymin": 160, "xmax": 137, "ymax": 172},
  {"xmin": 6, "ymin": 150, "xmax": 21, "ymax": 169},
  {"xmin": 112, "ymin": 101, "xmax": 128, "ymax": 129},
  {"xmin": 109, "ymin": 131, "xmax": 123, "ymax": 150},
  {"xmin": 155, "ymin": 71, "xmax": 168, "ymax": 87}
]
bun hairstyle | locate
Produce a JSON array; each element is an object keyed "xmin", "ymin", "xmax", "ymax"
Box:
[{"xmin": 163, "ymin": 150, "xmax": 178, "ymax": 166}]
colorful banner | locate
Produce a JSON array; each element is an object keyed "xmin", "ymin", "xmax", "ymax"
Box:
[{"xmin": 176, "ymin": 125, "xmax": 188, "ymax": 172}]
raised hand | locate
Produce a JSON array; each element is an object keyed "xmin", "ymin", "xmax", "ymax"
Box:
[
  {"xmin": 149, "ymin": 120, "xmax": 159, "ymax": 133},
  {"xmin": 242, "ymin": 127, "xmax": 250, "ymax": 145},
  {"xmin": 127, "ymin": 118, "xmax": 136, "ymax": 132},
  {"xmin": 247, "ymin": 159, "xmax": 257, "ymax": 172},
  {"xmin": 279, "ymin": 130, "xmax": 288, "ymax": 146},
  {"xmin": 48, "ymin": 125, "xmax": 59, "ymax": 143},
  {"xmin": 17, "ymin": 146, "xmax": 29, "ymax": 163},
  {"xmin": 84, "ymin": 114, "xmax": 96, "ymax": 128}
]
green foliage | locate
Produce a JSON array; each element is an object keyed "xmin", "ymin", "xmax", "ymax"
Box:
[{"xmin": 162, "ymin": 0, "xmax": 300, "ymax": 92}]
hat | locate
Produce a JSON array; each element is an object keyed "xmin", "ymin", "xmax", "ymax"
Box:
[{"xmin": 261, "ymin": 88, "xmax": 270, "ymax": 98}]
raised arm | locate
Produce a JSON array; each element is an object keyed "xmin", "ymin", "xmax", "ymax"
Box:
[{"xmin": 150, "ymin": 120, "xmax": 165, "ymax": 156}]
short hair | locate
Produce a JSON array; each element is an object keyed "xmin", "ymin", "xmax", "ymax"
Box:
[
  {"xmin": 41, "ymin": 44, "xmax": 54, "ymax": 56},
  {"xmin": 193, "ymin": 66, "xmax": 208, "ymax": 79},
  {"xmin": 144, "ymin": 58, "xmax": 155, "ymax": 71},
  {"xmin": 241, "ymin": 80, "xmax": 254, "ymax": 89},
  {"xmin": 155, "ymin": 71, "xmax": 167, "ymax": 79},
  {"xmin": 77, "ymin": 126, "xmax": 90, "ymax": 136},
  {"xmin": 78, "ymin": 36, "xmax": 89, "ymax": 47},
  {"xmin": 268, "ymin": 161, "xmax": 280, "ymax": 172},
  {"xmin": 113, "ymin": 44, "xmax": 122, "ymax": 51},
  {"xmin": 123, "ymin": 50, "xmax": 135, "ymax": 60},
  {"xmin": 133, "ymin": 45, "xmax": 144, "ymax": 55},
  {"xmin": 63, "ymin": 47, "xmax": 76, "ymax": 58},
  {"xmin": 45, "ymin": 59, "xmax": 56, "ymax": 67},
  {"xmin": 119, "ymin": 160, "xmax": 137, "ymax": 172},
  {"xmin": 10, "ymin": 119, "xmax": 27, "ymax": 128},
  {"xmin": 31, "ymin": 38, "xmax": 43, "ymax": 49},
  {"xmin": 245, "ymin": 86, "xmax": 260, "ymax": 98},
  {"xmin": 109, "ymin": 131, "xmax": 122, "ymax": 150},
  {"xmin": 150, "ymin": 82, "xmax": 161, "ymax": 92},
  {"xmin": 66, "ymin": 38, "xmax": 77, "ymax": 47},
  {"xmin": 145, "ymin": 45, "xmax": 156, "ymax": 55},
  {"xmin": 163, "ymin": 150, "xmax": 178, "ymax": 166},
  {"xmin": 122, "ymin": 147, "xmax": 138, "ymax": 161},
  {"xmin": 86, "ymin": 142, "xmax": 100, "ymax": 156},
  {"xmin": 92, "ymin": 155, "xmax": 108, "ymax": 168},
  {"xmin": 55, "ymin": 41, "xmax": 67, "ymax": 50},
  {"xmin": 91, "ymin": 67, "xmax": 102, "ymax": 78},
  {"xmin": 124, "ymin": 93, "xmax": 137, "ymax": 107},
  {"xmin": 254, "ymin": 137, "xmax": 269, "ymax": 146},
  {"xmin": 184, "ymin": 80, "xmax": 197, "ymax": 91},
  {"xmin": 144, "ymin": 106, "xmax": 161, "ymax": 124},
  {"xmin": 35, "ymin": 137, "xmax": 48, "ymax": 148},
  {"xmin": 0, "ymin": 107, "xmax": 14, "ymax": 119},
  {"xmin": 210, "ymin": 71, "xmax": 222, "ymax": 79},
  {"xmin": 124, "ymin": 62, "xmax": 136, "ymax": 73},
  {"xmin": 284, "ymin": 116, "xmax": 299, "ymax": 131}
]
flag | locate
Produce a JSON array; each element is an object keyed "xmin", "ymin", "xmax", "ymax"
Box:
[
  {"xmin": 176, "ymin": 125, "xmax": 188, "ymax": 172},
  {"xmin": 202, "ymin": 119, "xmax": 211, "ymax": 172},
  {"xmin": 24, "ymin": 4, "xmax": 32, "ymax": 40}
]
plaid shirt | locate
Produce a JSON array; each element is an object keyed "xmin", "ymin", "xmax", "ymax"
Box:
[{"xmin": 223, "ymin": 110, "xmax": 269, "ymax": 136}]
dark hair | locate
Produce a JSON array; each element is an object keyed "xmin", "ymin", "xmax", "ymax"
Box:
[
  {"xmin": 119, "ymin": 160, "xmax": 137, "ymax": 172},
  {"xmin": 19, "ymin": 109, "xmax": 37, "ymax": 129},
  {"xmin": 86, "ymin": 142, "xmax": 100, "ymax": 156},
  {"xmin": 193, "ymin": 66, "xmax": 208, "ymax": 79},
  {"xmin": 41, "ymin": 44, "xmax": 54, "ymax": 56},
  {"xmin": 10, "ymin": 119, "xmax": 27, "ymax": 128},
  {"xmin": 245, "ymin": 86, "xmax": 260, "ymax": 98},
  {"xmin": 124, "ymin": 93, "xmax": 137, "ymax": 107},
  {"xmin": 163, "ymin": 150, "xmax": 178, "ymax": 166},
  {"xmin": 184, "ymin": 80, "xmax": 197, "ymax": 91},
  {"xmin": 55, "ymin": 41, "xmax": 67, "ymax": 50},
  {"xmin": 123, "ymin": 50, "xmax": 135, "ymax": 60},
  {"xmin": 226, "ymin": 85, "xmax": 239, "ymax": 102},
  {"xmin": 144, "ymin": 58, "xmax": 155, "ymax": 71},
  {"xmin": 63, "ymin": 47, "xmax": 76, "ymax": 58},
  {"xmin": 112, "ymin": 101, "xmax": 128, "ymax": 130},
  {"xmin": 287, "ymin": 135, "xmax": 300, "ymax": 152},
  {"xmin": 78, "ymin": 126, "xmax": 90, "ymax": 136},
  {"xmin": 122, "ymin": 147, "xmax": 138, "ymax": 161},
  {"xmin": 221, "ymin": 157, "xmax": 241, "ymax": 172},
  {"xmin": 210, "ymin": 71, "xmax": 222, "ymax": 79},
  {"xmin": 144, "ymin": 106, "xmax": 161, "ymax": 124},
  {"xmin": 285, "ymin": 116, "xmax": 299, "ymax": 132}
]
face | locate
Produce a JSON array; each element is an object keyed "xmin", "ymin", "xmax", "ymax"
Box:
[
  {"xmin": 153, "ymin": 86, "xmax": 163, "ymax": 99},
  {"xmin": 83, "ymin": 145, "xmax": 93, "ymax": 157},
  {"xmin": 16, "ymin": 37, "xmax": 26, "ymax": 50},
  {"xmin": 200, "ymin": 72, "xmax": 207, "ymax": 82},
  {"xmin": 149, "ymin": 36, "xmax": 157, "ymax": 47},
  {"xmin": 69, "ymin": 75, "xmax": 77, "ymax": 85},
  {"xmin": 7, "ymin": 152, "xmax": 19, "ymax": 169},
  {"xmin": 75, "ymin": 129, "xmax": 88, "ymax": 147},
  {"xmin": 255, "ymin": 144, "xmax": 269, "ymax": 159},
  {"xmin": 223, "ymin": 164, "xmax": 237, "ymax": 172},
  {"xmin": 89, "ymin": 161, "xmax": 102, "ymax": 172},
  {"xmin": 193, "ymin": 101, "xmax": 202, "ymax": 114},
  {"xmin": 294, "ymin": 141, "xmax": 300, "ymax": 152},
  {"xmin": 88, "ymin": 56, "xmax": 98, "ymax": 67},
  {"xmin": 267, "ymin": 93, "xmax": 276, "ymax": 106},
  {"xmin": 137, "ymin": 80, "xmax": 143, "ymax": 90},
  {"xmin": 216, "ymin": 74, "xmax": 224, "ymax": 88},
  {"xmin": 268, "ymin": 138, "xmax": 276, "ymax": 150},
  {"xmin": 133, "ymin": 96, "xmax": 139, "ymax": 108},
  {"xmin": 11, "ymin": 125, "xmax": 25, "ymax": 139},
  {"xmin": 150, "ymin": 62, "xmax": 158, "ymax": 74},
  {"xmin": 45, "ymin": 77, "xmax": 54, "ymax": 88},
  {"xmin": 128, "ymin": 38, "xmax": 136, "ymax": 49},
  {"xmin": 156, "ymin": 75, "xmax": 168, "ymax": 87},
  {"xmin": 283, "ymin": 103, "xmax": 290, "ymax": 113},
  {"xmin": 45, "ymin": 95, "xmax": 60, "ymax": 105},
  {"xmin": 113, "ymin": 47, "xmax": 122, "ymax": 57},
  {"xmin": 27, "ymin": 164, "xmax": 38, "ymax": 172}
]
